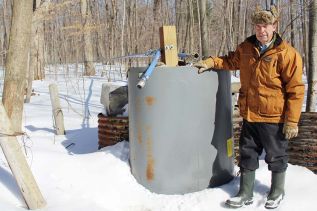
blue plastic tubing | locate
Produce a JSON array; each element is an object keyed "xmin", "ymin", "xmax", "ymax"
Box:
[{"xmin": 137, "ymin": 49, "xmax": 161, "ymax": 89}]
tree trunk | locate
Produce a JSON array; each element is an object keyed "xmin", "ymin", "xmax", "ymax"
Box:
[
  {"xmin": 96, "ymin": 1, "xmax": 106, "ymax": 62},
  {"xmin": 31, "ymin": 0, "xmax": 46, "ymax": 80},
  {"xmin": 80, "ymin": 0, "xmax": 95, "ymax": 76},
  {"xmin": 176, "ymin": 0, "xmax": 183, "ymax": 51},
  {"xmin": 306, "ymin": 0, "xmax": 317, "ymax": 112},
  {"xmin": 276, "ymin": 0, "xmax": 280, "ymax": 33},
  {"xmin": 301, "ymin": 0, "xmax": 309, "ymax": 75},
  {"xmin": 1, "ymin": 0, "xmax": 11, "ymax": 61},
  {"xmin": 26, "ymin": 0, "xmax": 48, "ymax": 103},
  {"xmin": 2, "ymin": 0, "xmax": 33, "ymax": 133},
  {"xmin": 134, "ymin": 0, "xmax": 138, "ymax": 55},
  {"xmin": 290, "ymin": 0, "xmax": 296, "ymax": 47},
  {"xmin": 227, "ymin": 0, "xmax": 234, "ymax": 51},
  {"xmin": 243, "ymin": 0, "xmax": 249, "ymax": 38},
  {"xmin": 218, "ymin": 0, "xmax": 228, "ymax": 55},
  {"xmin": 121, "ymin": 0, "xmax": 126, "ymax": 56},
  {"xmin": 236, "ymin": 0, "xmax": 242, "ymax": 45},
  {"xmin": 25, "ymin": 51, "xmax": 33, "ymax": 103},
  {"xmin": 199, "ymin": 0, "xmax": 211, "ymax": 57},
  {"xmin": 188, "ymin": 0, "xmax": 194, "ymax": 52},
  {"xmin": 151, "ymin": 0, "xmax": 161, "ymax": 49}
]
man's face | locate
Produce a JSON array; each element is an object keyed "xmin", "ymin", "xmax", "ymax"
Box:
[{"xmin": 254, "ymin": 23, "xmax": 276, "ymax": 45}]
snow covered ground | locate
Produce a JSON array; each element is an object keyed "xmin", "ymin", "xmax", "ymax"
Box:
[{"xmin": 0, "ymin": 68, "xmax": 317, "ymax": 211}]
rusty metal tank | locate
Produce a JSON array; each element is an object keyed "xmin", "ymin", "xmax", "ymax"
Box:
[{"xmin": 128, "ymin": 66, "xmax": 234, "ymax": 194}]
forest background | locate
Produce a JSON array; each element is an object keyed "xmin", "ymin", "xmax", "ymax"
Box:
[
  {"xmin": 0, "ymin": 0, "xmax": 316, "ymax": 120},
  {"xmin": 0, "ymin": 1, "xmax": 316, "ymax": 209},
  {"xmin": 0, "ymin": 0, "xmax": 312, "ymax": 73}
]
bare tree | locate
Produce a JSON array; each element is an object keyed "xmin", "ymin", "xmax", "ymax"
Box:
[
  {"xmin": 2, "ymin": 0, "xmax": 33, "ymax": 132},
  {"xmin": 25, "ymin": 0, "xmax": 50, "ymax": 103},
  {"xmin": 1, "ymin": 0, "xmax": 11, "ymax": 64},
  {"xmin": 121, "ymin": 0, "xmax": 126, "ymax": 56},
  {"xmin": 80, "ymin": 0, "xmax": 95, "ymax": 76},
  {"xmin": 301, "ymin": 0, "xmax": 309, "ymax": 73},
  {"xmin": 290, "ymin": 0, "xmax": 296, "ymax": 47},
  {"xmin": 199, "ymin": 0, "xmax": 211, "ymax": 56},
  {"xmin": 306, "ymin": 0, "xmax": 317, "ymax": 112},
  {"xmin": 0, "ymin": 0, "xmax": 312, "ymax": 81},
  {"xmin": 151, "ymin": 0, "xmax": 162, "ymax": 49}
]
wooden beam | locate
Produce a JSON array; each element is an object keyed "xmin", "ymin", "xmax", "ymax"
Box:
[
  {"xmin": 0, "ymin": 102, "xmax": 46, "ymax": 209},
  {"xmin": 159, "ymin": 26, "xmax": 178, "ymax": 66}
]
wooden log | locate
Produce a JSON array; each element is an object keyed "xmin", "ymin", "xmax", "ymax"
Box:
[
  {"xmin": 0, "ymin": 102, "xmax": 46, "ymax": 209},
  {"xmin": 49, "ymin": 83, "xmax": 65, "ymax": 135}
]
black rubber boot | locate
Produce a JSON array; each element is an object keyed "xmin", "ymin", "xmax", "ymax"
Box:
[
  {"xmin": 265, "ymin": 171, "xmax": 286, "ymax": 209},
  {"xmin": 225, "ymin": 169, "xmax": 255, "ymax": 208}
]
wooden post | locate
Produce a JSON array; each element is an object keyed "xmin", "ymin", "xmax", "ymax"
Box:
[
  {"xmin": 159, "ymin": 26, "xmax": 178, "ymax": 66},
  {"xmin": 49, "ymin": 83, "xmax": 65, "ymax": 135},
  {"xmin": 0, "ymin": 102, "xmax": 46, "ymax": 209}
]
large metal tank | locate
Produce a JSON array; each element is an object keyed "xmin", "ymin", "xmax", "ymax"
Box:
[{"xmin": 128, "ymin": 66, "xmax": 234, "ymax": 194}]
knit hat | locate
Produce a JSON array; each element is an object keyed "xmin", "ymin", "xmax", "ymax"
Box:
[{"xmin": 251, "ymin": 5, "xmax": 279, "ymax": 24}]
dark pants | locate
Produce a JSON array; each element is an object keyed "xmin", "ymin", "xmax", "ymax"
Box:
[{"xmin": 239, "ymin": 120, "xmax": 288, "ymax": 173}]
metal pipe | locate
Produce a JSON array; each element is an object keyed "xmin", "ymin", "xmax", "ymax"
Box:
[
  {"xmin": 178, "ymin": 52, "xmax": 199, "ymax": 60},
  {"xmin": 110, "ymin": 49, "xmax": 158, "ymax": 60},
  {"xmin": 137, "ymin": 49, "xmax": 161, "ymax": 89}
]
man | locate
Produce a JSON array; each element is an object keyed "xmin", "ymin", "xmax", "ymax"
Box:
[{"xmin": 194, "ymin": 6, "xmax": 304, "ymax": 209}]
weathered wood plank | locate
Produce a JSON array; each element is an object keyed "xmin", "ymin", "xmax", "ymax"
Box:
[
  {"xmin": 159, "ymin": 26, "xmax": 178, "ymax": 66},
  {"xmin": 0, "ymin": 102, "xmax": 46, "ymax": 209}
]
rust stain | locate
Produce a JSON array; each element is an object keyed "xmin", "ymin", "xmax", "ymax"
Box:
[
  {"xmin": 146, "ymin": 126, "xmax": 154, "ymax": 181},
  {"xmin": 145, "ymin": 96, "xmax": 156, "ymax": 106},
  {"xmin": 136, "ymin": 97, "xmax": 141, "ymax": 113},
  {"xmin": 137, "ymin": 127, "xmax": 142, "ymax": 144},
  {"xmin": 146, "ymin": 153, "xmax": 155, "ymax": 181}
]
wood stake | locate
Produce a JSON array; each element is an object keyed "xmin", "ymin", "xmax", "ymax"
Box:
[
  {"xmin": 49, "ymin": 83, "xmax": 65, "ymax": 135},
  {"xmin": 0, "ymin": 102, "xmax": 46, "ymax": 209}
]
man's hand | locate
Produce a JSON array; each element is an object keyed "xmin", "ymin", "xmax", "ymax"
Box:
[
  {"xmin": 193, "ymin": 57, "xmax": 214, "ymax": 74},
  {"xmin": 193, "ymin": 60, "xmax": 209, "ymax": 74},
  {"xmin": 283, "ymin": 122, "xmax": 298, "ymax": 140}
]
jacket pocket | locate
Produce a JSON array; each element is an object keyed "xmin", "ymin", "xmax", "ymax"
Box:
[
  {"xmin": 238, "ymin": 92, "xmax": 247, "ymax": 116},
  {"xmin": 258, "ymin": 89, "xmax": 285, "ymax": 117}
]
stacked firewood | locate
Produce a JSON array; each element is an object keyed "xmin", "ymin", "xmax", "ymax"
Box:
[{"xmin": 233, "ymin": 112, "xmax": 317, "ymax": 174}]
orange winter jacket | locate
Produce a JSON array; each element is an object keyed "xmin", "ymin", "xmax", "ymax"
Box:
[{"xmin": 208, "ymin": 34, "xmax": 305, "ymax": 124}]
